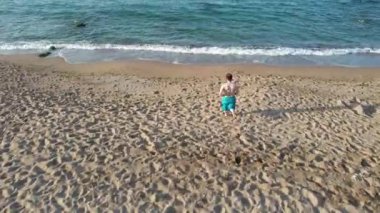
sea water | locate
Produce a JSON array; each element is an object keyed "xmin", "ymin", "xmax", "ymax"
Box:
[{"xmin": 1, "ymin": 0, "xmax": 380, "ymax": 66}]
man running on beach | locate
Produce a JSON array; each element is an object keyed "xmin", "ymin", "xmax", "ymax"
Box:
[{"xmin": 219, "ymin": 73, "xmax": 239, "ymax": 117}]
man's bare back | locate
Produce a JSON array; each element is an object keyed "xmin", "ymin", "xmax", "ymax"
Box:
[
  {"xmin": 219, "ymin": 81, "xmax": 239, "ymax": 97},
  {"xmin": 219, "ymin": 73, "xmax": 239, "ymax": 117}
]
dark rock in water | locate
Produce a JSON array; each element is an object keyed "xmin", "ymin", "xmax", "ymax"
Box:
[
  {"xmin": 38, "ymin": 51, "xmax": 51, "ymax": 58},
  {"xmin": 49, "ymin": 46, "xmax": 57, "ymax": 51},
  {"xmin": 76, "ymin": 22, "xmax": 86, "ymax": 28},
  {"xmin": 235, "ymin": 156, "xmax": 241, "ymax": 165}
]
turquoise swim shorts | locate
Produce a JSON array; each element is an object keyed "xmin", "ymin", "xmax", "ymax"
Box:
[{"xmin": 221, "ymin": 96, "xmax": 236, "ymax": 112}]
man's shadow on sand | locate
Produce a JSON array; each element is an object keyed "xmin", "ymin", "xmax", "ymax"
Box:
[{"xmin": 246, "ymin": 103, "xmax": 379, "ymax": 119}]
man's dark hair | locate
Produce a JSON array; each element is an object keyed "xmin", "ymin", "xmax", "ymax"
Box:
[{"xmin": 226, "ymin": 73, "xmax": 233, "ymax": 81}]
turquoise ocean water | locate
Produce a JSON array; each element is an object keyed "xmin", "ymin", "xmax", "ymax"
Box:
[{"xmin": 1, "ymin": 0, "xmax": 380, "ymax": 66}]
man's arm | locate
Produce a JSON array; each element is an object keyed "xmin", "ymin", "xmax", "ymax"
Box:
[
  {"xmin": 219, "ymin": 84, "xmax": 224, "ymax": 96},
  {"xmin": 233, "ymin": 79, "xmax": 239, "ymax": 96},
  {"xmin": 235, "ymin": 84, "xmax": 239, "ymax": 96}
]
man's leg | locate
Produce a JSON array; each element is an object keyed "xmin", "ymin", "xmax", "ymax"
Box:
[
  {"xmin": 229, "ymin": 101, "xmax": 236, "ymax": 117},
  {"xmin": 230, "ymin": 109, "xmax": 235, "ymax": 117},
  {"xmin": 221, "ymin": 100, "xmax": 229, "ymax": 116},
  {"xmin": 222, "ymin": 105, "xmax": 228, "ymax": 116}
]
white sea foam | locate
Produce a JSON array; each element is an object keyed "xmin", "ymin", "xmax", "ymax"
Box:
[{"xmin": 0, "ymin": 41, "xmax": 380, "ymax": 56}]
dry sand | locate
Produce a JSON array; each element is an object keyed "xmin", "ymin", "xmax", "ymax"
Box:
[{"xmin": 0, "ymin": 55, "xmax": 380, "ymax": 212}]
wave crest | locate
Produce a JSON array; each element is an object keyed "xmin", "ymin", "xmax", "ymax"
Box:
[{"xmin": 0, "ymin": 41, "xmax": 379, "ymax": 56}]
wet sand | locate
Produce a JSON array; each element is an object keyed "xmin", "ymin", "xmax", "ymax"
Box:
[{"xmin": 1, "ymin": 55, "xmax": 379, "ymax": 212}]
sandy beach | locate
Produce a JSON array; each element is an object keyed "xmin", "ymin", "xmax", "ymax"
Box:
[{"xmin": 1, "ymin": 55, "xmax": 379, "ymax": 212}]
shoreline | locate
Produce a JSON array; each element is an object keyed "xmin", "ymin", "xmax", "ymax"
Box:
[
  {"xmin": 1, "ymin": 54, "xmax": 380, "ymax": 81},
  {"xmin": 1, "ymin": 43, "xmax": 380, "ymax": 67}
]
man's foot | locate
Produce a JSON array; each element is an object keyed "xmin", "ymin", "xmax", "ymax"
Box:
[{"xmin": 231, "ymin": 110, "xmax": 236, "ymax": 117}]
